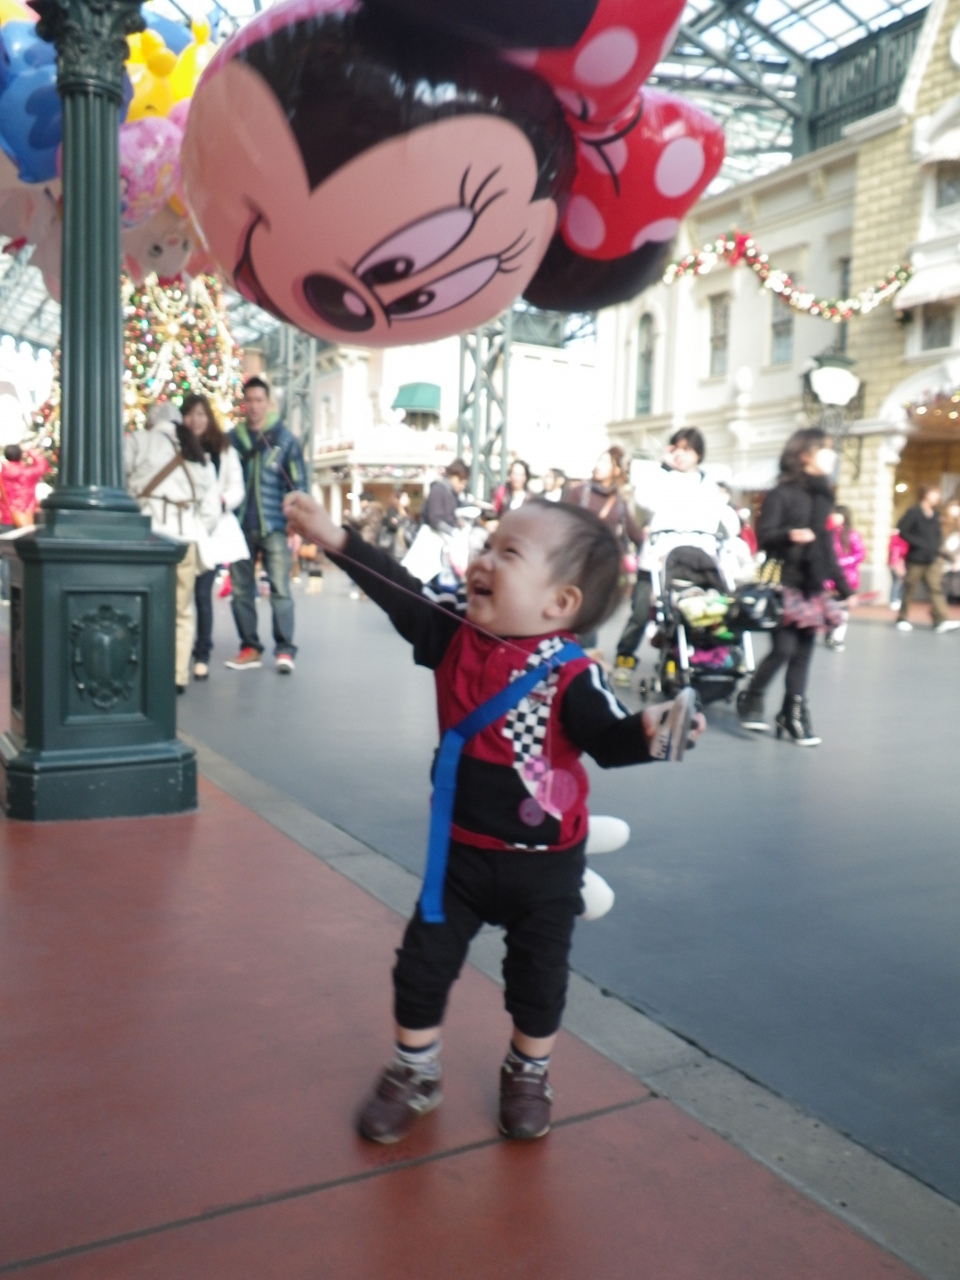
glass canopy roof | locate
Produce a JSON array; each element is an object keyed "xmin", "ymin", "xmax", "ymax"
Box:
[{"xmin": 0, "ymin": 0, "xmax": 933, "ymax": 348}]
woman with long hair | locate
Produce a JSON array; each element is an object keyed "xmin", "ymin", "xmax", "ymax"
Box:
[
  {"xmin": 493, "ymin": 459, "xmax": 532, "ymax": 516},
  {"xmin": 181, "ymin": 394, "xmax": 248, "ymax": 681},
  {"xmin": 736, "ymin": 428, "xmax": 850, "ymax": 745},
  {"xmin": 125, "ymin": 402, "xmax": 220, "ymax": 691}
]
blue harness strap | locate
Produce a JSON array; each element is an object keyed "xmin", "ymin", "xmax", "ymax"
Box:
[{"xmin": 419, "ymin": 641, "xmax": 584, "ymax": 923}]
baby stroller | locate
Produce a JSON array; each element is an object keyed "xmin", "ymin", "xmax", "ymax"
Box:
[{"xmin": 641, "ymin": 545, "xmax": 756, "ymax": 706}]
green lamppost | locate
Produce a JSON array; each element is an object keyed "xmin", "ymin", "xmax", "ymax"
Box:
[{"xmin": 0, "ymin": 0, "xmax": 195, "ymax": 819}]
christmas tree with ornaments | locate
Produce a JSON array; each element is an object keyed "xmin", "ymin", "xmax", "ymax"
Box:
[{"xmin": 122, "ymin": 273, "xmax": 244, "ymax": 430}]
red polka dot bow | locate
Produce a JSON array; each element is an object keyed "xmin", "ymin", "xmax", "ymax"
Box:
[{"xmin": 508, "ymin": 0, "xmax": 725, "ymax": 261}]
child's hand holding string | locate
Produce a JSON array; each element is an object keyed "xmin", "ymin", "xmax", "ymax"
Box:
[{"xmin": 283, "ymin": 492, "xmax": 347, "ymax": 553}]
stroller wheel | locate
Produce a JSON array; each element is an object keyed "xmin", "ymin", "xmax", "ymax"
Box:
[{"xmin": 638, "ymin": 679, "xmax": 648, "ymax": 702}]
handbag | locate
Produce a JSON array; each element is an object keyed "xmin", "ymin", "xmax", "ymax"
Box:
[{"xmin": 732, "ymin": 556, "xmax": 783, "ymax": 631}]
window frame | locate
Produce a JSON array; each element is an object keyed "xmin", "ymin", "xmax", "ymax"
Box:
[
  {"xmin": 635, "ymin": 312, "xmax": 654, "ymax": 415},
  {"xmin": 708, "ymin": 292, "xmax": 730, "ymax": 379},
  {"xmin": 921, "ymin": 301, "xmax": 956, "ymax": 351}
]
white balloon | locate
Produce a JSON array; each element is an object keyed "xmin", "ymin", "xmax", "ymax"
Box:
[
  {"xmin": 580, "ymin": 867, "xmax": 615, "ymax": 921},
  {"xmin": 585, "ymin": 815, "xmax": 630, "ymax": 855}
]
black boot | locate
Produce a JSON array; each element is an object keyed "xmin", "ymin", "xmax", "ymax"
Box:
[
  {"xmin": 775, "ymin": 695, "xmax": 821, "ymax": 746},
  {"xmin": 736, "ymin": 687, "xmax": 769, "ymax": 732}
]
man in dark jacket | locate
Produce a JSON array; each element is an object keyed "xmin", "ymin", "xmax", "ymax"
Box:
[
  {"xmin": 226, "ymin": 376, "xmax": 308, "ymax": 672},
  {"xmin": 896, "ymin": 485, "xmax": 959, "ymax": 633}
]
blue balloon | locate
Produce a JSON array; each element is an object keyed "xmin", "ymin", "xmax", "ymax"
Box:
[
  {"xmin": 0, "ymin": 63, "xmax": 61, "ymax": 182},
  {"xmin": 0, "ymin": 21, "xmax": 54, "ymax": 97}
]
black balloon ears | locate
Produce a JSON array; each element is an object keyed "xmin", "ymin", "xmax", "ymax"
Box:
[
  {"xmin": 523, "ymin": 235, "xmax": 672, "ymax": 313},
  {"xmin": 362, "ymin": 0, "xmax": 600, "ymax": 49}
]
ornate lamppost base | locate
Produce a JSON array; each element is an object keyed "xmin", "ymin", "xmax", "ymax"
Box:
[{"xmin": 0, "ymin": 510, "xmax": 197, "ymax": 821}]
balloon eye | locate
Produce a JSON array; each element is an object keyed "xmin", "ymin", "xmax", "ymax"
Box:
[
  {"xmin": 303, "ymin": 274, "xmax": 375, "ymax": 332},
  {"xmin": 385, "ymin": 287, "xmax": 435, "ymax": 318},
  {"xmin": 360, "ymin": 257, "xmax": 414, "ymax": 288},
  {"xmin": 148, "ymin": 243, "xmax": 163, "ymax": 257}
]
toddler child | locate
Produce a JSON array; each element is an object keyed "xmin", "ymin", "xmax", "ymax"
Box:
[{"xmin": 283, "ymin": 491, "xmax": 701, "ymax": 1144}]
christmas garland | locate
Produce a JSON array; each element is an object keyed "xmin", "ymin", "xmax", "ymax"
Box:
[{"xmin": 663, "ymin": 231, "xmax": 911, "ymax": 323}]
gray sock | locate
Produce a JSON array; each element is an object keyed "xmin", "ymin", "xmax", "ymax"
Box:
[
  {"xmin": 394, "ymin": 1040, "xmax": 441, "ymax": 1079},
  {"xmin": 505, "ymin": 1043, "xmax": 550, "ymax": 1075}
]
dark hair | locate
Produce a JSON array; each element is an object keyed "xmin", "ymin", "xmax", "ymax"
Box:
[
  {"xmin": 670, "ymin": 427, "xmax": 705, "ymax": 462},
  {"xmin": 778, "ymin": 428, "xmax": 827, "ymax": 484},
  {"xmin": 175, "ymin": 420, "xmax": 208, "ymax": 465},
  {"xmin": 509, "ymin": 459, "xmax": 531, "ymax": 489},
  {"xmin": 529, "ymin": 497, "xmax": 622, "ymax": 634},
  {"xmin": 4, "ymin": 444, "xmax": 21, "ymax": 462},
  {"xmin": 240, "ymin": 8, "xmax": 572, "ymax": 201},
  {"xmin": 548, "ymin": 467, "xmax": 566, "ymax": 481},
  {"xmin": 181, "ymin": 393, "xmax": 225, "ymax": 461},
  {"xmin": 446, "ymin": 459, "xmax": 470, "ymax": 482},
  {"xmin": 243, "ymin": 376, "xmax": 270, "ymax": 396},
  {"xmin": 918, "ymin": 483, "xmax": 940, "ymax": 503},
  {"xmin": 833, "ymin": 504, "xmax": 854, "ymax": 553}
]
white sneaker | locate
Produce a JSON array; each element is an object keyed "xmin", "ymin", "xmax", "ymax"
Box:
[
  {"xmin": 275, "ymin": 653, "xmax": 295, "ymax": 673},
  {"xmin": 895, "ymin": 621, "xmax": 913, "ymax": 632},
  {"xmin": 934, "ymin": 620, "xmax": 960, "ymax": 634}
]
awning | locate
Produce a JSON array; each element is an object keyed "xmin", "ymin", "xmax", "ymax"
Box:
[
  {"xmin": 392, "ymin": 382, "xmax": 441, "ymax": 413},
  {"xmin": 731, "ymin": 457, "xmax": 780, "ymax": 491},
  {"xmin": 921, "ymin": 127, "xmax": 960, "ymax": 165},
  {"xmin": 894, "ymin": 262, "xmax": 960, "ymax": 310}
]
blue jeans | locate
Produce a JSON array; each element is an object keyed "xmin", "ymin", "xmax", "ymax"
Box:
[{"xmin": 230, "ymin": 530, "xmax": 296, "ymax": 657}]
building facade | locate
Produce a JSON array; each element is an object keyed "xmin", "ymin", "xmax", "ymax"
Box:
[{"xmin": 603, "ymin": 0, "xmax": 960, "ymax": 593}]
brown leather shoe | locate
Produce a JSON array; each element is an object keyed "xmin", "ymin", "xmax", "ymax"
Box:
[
  {"xmin": 499, "ymin": 1060, "xmax": 553, "ymax": 1140},
  {"xmin": 357, "ymin": 1064, "xmax": 442, "ymax": 1144}
]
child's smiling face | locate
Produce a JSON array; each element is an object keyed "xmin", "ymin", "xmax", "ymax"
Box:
[{"xmin": 466, "ymin": 506, "xmax": 582, "ymax": 637}]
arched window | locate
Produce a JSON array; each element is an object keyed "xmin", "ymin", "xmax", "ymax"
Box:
[{"xmin": 636, "ymin": 313, "xmax": 654, "ymax": 415}]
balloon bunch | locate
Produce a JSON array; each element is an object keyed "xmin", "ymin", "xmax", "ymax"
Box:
[
  {"xmin": 182, "ymin": 0, "xmax": 725, "ymax": 348},
  {"xmin": 0, "ymin": 3, "xmax": 215, "ymax": 296}
]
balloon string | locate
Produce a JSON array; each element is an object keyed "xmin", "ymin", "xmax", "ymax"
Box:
[
  {"xmin": 276, "ymin": 456, "xmax": 567, "ymax": 663},
  {"xmin": 318, "ymin": 542, "xmax": 546, "ymax": 664}
]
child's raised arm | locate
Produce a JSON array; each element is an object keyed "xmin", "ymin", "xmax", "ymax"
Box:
[{"xmin": 283, "ymin": 492, "xmax": 461, "ymax": 668}]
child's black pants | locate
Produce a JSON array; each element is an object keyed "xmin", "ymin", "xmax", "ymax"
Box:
[{"xmin": 394, "ymin": 840, "xmax": 586, "ymax": 1039}]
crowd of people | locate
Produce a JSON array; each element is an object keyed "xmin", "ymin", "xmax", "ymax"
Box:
[{"xmin": 4, "ymin": 375, "xmax": 960, "ymax": 725}]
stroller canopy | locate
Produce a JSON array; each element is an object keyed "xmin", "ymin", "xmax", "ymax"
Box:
[{"xmin": 662, "ymin": 546, "xmax": 726, "ymax": 594}]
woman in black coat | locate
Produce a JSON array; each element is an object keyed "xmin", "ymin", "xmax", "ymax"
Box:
[{"xmin": 736, "ymin": 428, "xmax": 851, "ymax": 745}]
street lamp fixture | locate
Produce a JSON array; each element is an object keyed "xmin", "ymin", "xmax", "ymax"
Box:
[{"xmin": 802, "ymin": 353, "xmax": 864, "ymax": 441}]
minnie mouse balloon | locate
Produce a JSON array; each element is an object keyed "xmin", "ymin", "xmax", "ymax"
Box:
[
  {"xmin": 183, "ymin": 0, "xmax": 724, "ymax": 346},
  {"xmin": 183, "ymin": 0, "xmax": 571, "ymax": 346},
  {"xmin": 119, "ymin": 115, "xmax": 181, "ymax": 228}
]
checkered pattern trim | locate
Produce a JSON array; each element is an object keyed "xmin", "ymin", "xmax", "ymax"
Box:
[{"xmin": 501, "ymin": 637, "xmax": 568, "ymax": 782}]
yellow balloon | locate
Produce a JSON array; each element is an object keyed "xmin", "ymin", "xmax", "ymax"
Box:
[
  {"xmin": 126, "ymin": 38, "xmax": 178, "ymax": 120},
  {"xmin": 0, "ymin": 0, "xmax": 34, "ymax": 23},
  {"xmin": 169, "ymin": 19, "xmax": 215, "ymax": 104}
]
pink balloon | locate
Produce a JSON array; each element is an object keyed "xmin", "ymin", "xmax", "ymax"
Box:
[
  {"xmin": 167, "ymin": 100, "xmax": 190, "ymax": 132},
  {"xmin": 118, "ymin": 117, "xmax": 183, "ymax": 229}
]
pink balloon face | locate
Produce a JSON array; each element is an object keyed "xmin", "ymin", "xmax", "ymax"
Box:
[
  {"xmin": 182, "ymin": 62, "xmax": 558, "ymax": 347},
  {"xmin": 119, "ymin": 117, "xmax": 183, "ymax": 229}
]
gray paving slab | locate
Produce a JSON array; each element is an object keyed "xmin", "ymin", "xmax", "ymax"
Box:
[{"xmin": 186, "ymin": 732, "xmax": 960, "ymax": 1280}]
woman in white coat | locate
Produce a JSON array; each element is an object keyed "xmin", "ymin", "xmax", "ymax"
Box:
[
  {"xmin": 125, "ymin": 402, "xmax": 220, "ymax": 691},
  {"xmin": 181, "ymin": 393, "xmax": 250, "ymax": 681}
]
